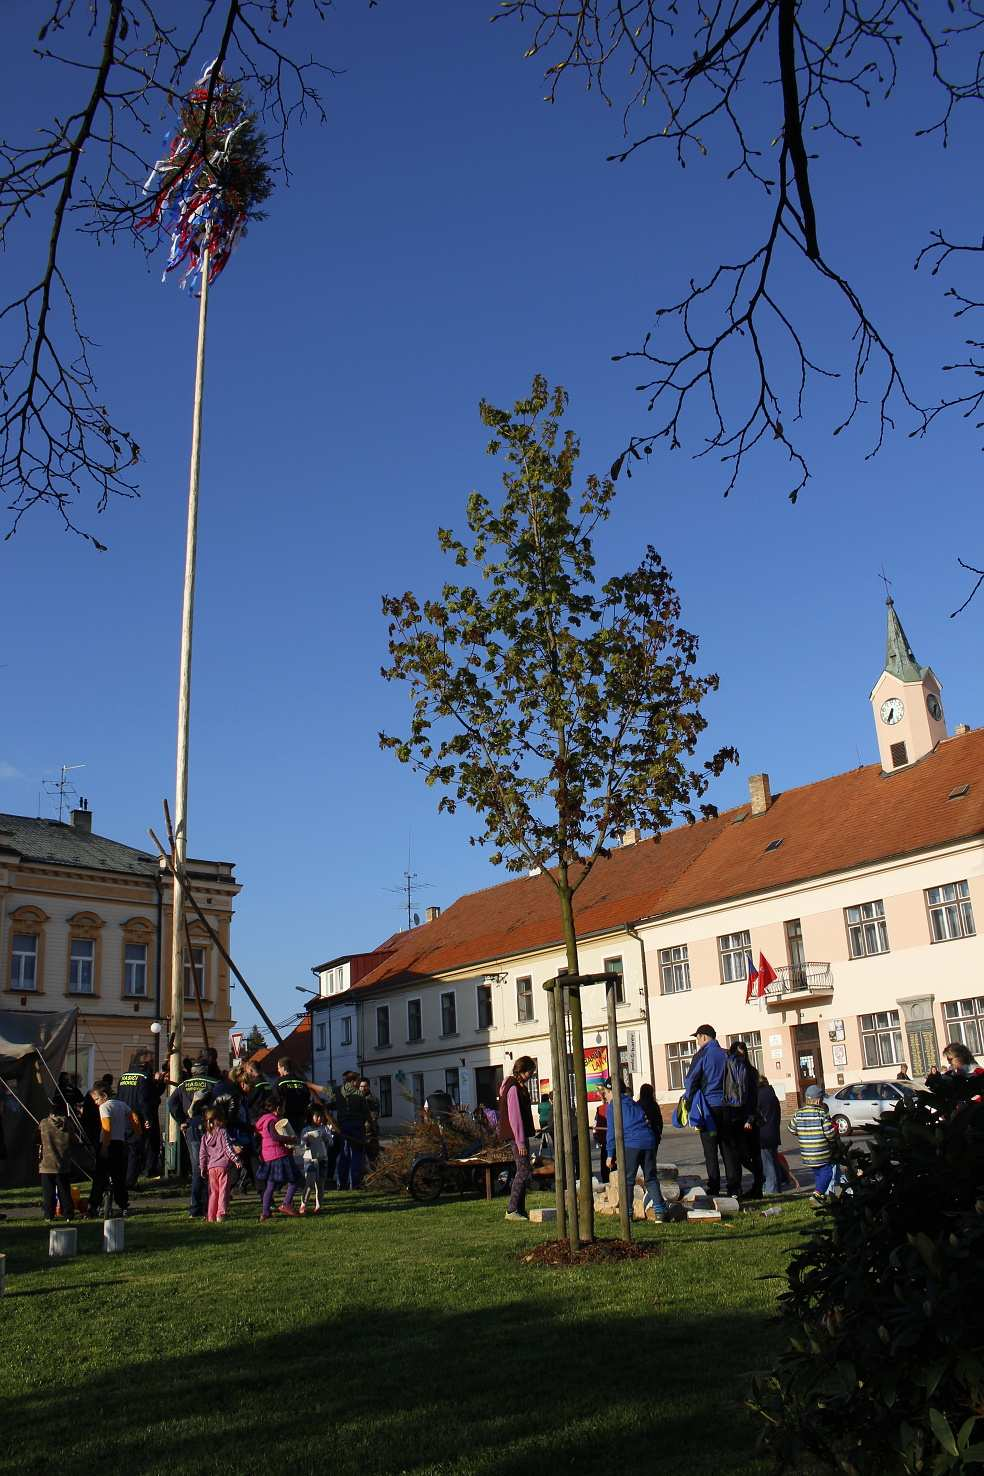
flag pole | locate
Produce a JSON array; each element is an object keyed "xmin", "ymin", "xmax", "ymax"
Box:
[{"xmin": 167, "ymin": 246, "xmax": 211, "ymax": 1175}]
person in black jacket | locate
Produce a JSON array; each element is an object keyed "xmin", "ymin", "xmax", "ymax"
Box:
[
  {"xmin": 757, "ymin": 1074, "xmax": 783, "ymax": 1194},
  {"xmin": 722, "ymin": 1040, "xmax": 764, "ymax": 1200},
  {"xmin": 118, "ymin": 1048, "xmax": 156, "ymax": 1188},
  {"xmin": 275, "ymin": 1057, "xmax": 313, "ymax": 1135}
]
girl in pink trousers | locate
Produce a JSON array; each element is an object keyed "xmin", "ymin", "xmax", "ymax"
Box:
[{"xmin": 198, "ymin": 1107, "xmax": 241, "ymax": 1221}]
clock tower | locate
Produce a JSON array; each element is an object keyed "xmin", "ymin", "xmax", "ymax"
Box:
[{"xmin": 869, "ymin": 596, "xmax": 947, "ymax": 771}]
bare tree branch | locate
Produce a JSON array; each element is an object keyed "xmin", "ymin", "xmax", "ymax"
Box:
[
  {"xmin": 497, "ymin": 1, "xmax": 982, "ymax": 515},
  {"xmin": 0, "ymin": 0, "xmax": 353, "ymax": 543}
]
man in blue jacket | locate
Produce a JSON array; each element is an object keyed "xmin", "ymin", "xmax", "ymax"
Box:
[
  {"xmin": 684, "ymin": 1024, "xmax": 741, "ymax": 1198},
  {"xmin": 603, "ymin": 1077, "xmax": 668, "ymax": 1221}
]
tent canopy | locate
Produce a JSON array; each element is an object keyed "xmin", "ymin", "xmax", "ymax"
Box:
[{"xmin": 0, "ymin": 1008, "xmax": 81, "ymax": 1187}]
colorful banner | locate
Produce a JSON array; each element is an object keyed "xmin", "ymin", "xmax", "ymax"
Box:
[{"xmin": 539, "ymin": 1045, "xmax": 610, "ymax": 1104}]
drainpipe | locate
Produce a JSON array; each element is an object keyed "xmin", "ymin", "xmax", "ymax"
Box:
[
  {"xmin": 626, "ymin": 924, "xmax": 656, "ymax": 1085},
  {"xmin": 327, "ymin": 1000, "xmax": 334, "ymax": 1084}
]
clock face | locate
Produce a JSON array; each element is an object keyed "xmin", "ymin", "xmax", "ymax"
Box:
[
  {"xmin": 880, "ymin": 697, "xmax": 905, "ymax": 726},
  {"xmin": 927, "ymin": 693, "xmax": 943, "ymax": 722}
]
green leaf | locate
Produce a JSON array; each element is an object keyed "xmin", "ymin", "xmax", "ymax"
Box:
[{"xmin": 929, "ymin": 1408, "xmax": 958, "ymax": 1458}]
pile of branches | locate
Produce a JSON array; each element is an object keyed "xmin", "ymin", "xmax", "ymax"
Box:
[{"xmin": 366, "ymin": 1109, "xmax": 502, "ymax": 1195}]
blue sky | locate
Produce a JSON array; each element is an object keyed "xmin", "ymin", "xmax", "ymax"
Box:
[{"xmin": 1, "ymin": 2, "xmax": 981, "ymax": 1038}]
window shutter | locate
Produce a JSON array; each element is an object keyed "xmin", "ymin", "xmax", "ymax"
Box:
[{"xmin": 890, "ymin": 741, "xmax": 908, "ymax": 768}]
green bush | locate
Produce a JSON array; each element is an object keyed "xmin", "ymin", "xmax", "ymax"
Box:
[{"xmin": 752, "ymin": 1072, "xmax": 984, "ymax": 1474}]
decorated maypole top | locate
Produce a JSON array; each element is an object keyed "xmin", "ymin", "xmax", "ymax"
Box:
[{"xmin": 140, "ymin": 61, "xmax": 273, "ymax": 290}]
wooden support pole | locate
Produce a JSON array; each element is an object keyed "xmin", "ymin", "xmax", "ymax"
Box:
[
  {"xmin": 606, "ymin": 976, "xmax": 632, "ymax": 1241},
  {"xmin": 544, "ymin": 984, "xmax": 567, "ymax": 1245},
  {"xmin": 183, "ymin": 911, "xmax": 211, "ymax": 1051},
  {"xmin": 567, "ymin": 981, "xmax": 595, "ymax": 1243}
]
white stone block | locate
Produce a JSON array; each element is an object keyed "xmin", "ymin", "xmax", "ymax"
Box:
[
  {"xmin": 49, "ymin": 1227, "xmax": 77, "ymax": 1258},
  {"xmin": 660, "ymin": 1180, "xmax": 682, "ymax": 1203},
  {"xmin": 528, "ymin": 1207, "xmax": 557, "ymax": 1223},
  {"xmin": 687, "ymin": 1207, "xmax": 722, "ymax": 1221},
  {"xmin": 103, "ymin": 1217, "xmax": 125, "ymax": 1254},
  {"xmin": 655, "ymin": 1162, "xmax": 679, "ymax": 1178},
  {"xmin": 683, "ymin": 1186, "xmax": 709, "ymax": 1204}
]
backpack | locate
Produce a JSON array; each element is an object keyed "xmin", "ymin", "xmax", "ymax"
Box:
[{"xmin": 723, "ymin": 1053, "xmax": 749, "ymax": 1109}]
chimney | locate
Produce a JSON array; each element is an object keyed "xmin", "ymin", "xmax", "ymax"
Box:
[
  {"xmin": 748, "ymin": 773, "xmax": 772, "ymax": 816},
  {"xmin": 71, "ymin": 798, "xmax": 92, "ymax": 833},
  {"xmin": 425, "ymin": 905, "xmax": 441, "ymax": 923},
  {"xmin": 622, "ymin": 827, "xmax": 641, "ymax": 846},
  {"xmin": 954, "ymin": 723, "xmax": 971, "ymax": 737}
]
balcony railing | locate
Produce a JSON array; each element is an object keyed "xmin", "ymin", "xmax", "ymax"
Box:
[{"xmin": 766, "ymin": 962, "xmax": 833, "ymax": 998}]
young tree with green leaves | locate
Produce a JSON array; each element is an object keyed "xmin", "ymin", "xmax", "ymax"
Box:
[{"xmin": 380, "ymin": 375, "xmax": 736, "ymax": 1238}]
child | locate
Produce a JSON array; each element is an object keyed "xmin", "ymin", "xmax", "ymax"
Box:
[
  {"xmin": 297, "ymin": 1104, "xmax": 332, "ymax": 1215},
  {"xmin": 254, "ymin": 1089, "xmax": 302, "ymax": 1220},
  {"xmin": 788, "ymin": 1085, "xmax": 837, "ymax": 1201},
  {"xmin": 198, "ymin": 1106, "xmax": 241, "ymax": 1222},
  {"xmin": 39, "ymin": 1099, "xmax": 77, "ymax": 1223}
]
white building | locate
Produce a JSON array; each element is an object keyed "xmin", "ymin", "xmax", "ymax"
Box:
[{"xmin": 307, "ymin": 599, "xmax": 983, "ymax": 1129}]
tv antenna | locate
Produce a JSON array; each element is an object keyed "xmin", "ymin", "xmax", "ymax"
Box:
[
  {"xmin": 40, "ymin": 764, "xmax": 86, "ymax": 822},
  {"xmin": 385, "ymin": 835, "xmax": 433, "ymax": 930}
]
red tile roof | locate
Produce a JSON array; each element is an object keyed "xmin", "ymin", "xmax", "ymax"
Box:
[
  {"xmin": 249, "ymin": 1014, "xmax": 311, "ymax": 1071},
  {"xmin": 350, "ymin": 730, "xmax": 984, "ymax": 995}
]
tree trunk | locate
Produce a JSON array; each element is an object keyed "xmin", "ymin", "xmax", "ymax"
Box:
[{"xmin": 558, "ymin": 878, "xmax": 595, "ymax": 1243}]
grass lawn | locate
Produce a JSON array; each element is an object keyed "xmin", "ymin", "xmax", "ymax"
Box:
[{"xmin": 0, "ymin": 1185, "xmax": 811, "ymax": 1476}]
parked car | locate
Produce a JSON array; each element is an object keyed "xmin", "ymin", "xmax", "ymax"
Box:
[{"xmin": 823, "ymin": 1080, "xmax": 916, "ymax": 1135}]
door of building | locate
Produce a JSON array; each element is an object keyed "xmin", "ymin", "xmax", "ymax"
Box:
[
  {"xmin": 793, "ymin": 1022, "xmax": 825, "ymax": 1103},
  {"xmin": 474, "ymin": 1065, "xmax": 503, "ymax": 1109}
]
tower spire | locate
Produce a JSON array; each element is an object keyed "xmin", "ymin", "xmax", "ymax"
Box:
[{"xmin": 884, "ymin": 596, "xmax": 924, "ymax": 683}]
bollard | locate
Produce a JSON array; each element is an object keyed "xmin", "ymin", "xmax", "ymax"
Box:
[
  {"xmin": 103, "ymin": 1217, "xmax": 125, "ymax": 1254},
  {"xmin": 49, "ymin": 1226, "xmax": 78, "ymax": 1259}
]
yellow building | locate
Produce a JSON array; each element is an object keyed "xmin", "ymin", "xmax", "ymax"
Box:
[{"xmin": 0, "ymin": 804, "xmax": 239, "ymax": 1087}]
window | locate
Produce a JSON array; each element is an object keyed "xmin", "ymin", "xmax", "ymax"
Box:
[
  {"xmin": 123, "ymin": 943, "xmax": 148, "ymax": 998},
  {"xmin": 604, "ymin": 956, "xmax": 625, "ymax": 1004},
  {"xmin": 407, "ymin": 998, "xmax": 422, "ymax": 1043},
  {"xmin": 375, "ymin": 1006, "xmax": 390, "ymax": 1049},
  {"xmin": 445, "ymin": 1067, "xmax": 460, "ymax": 1105},
  {"xmin": 942, "ymin": 997, "xmax": 984, "ymax": 1057},
  {"xmin": 516, "ymin": 976, "xmax": 534, "ymax": 1022},
  {"xmin": 927, "ymin": 880, "xmax": 976, "ymax": 943},
  {"xmin": 860, "ymin": 1010, "xmax": 904, "ymax": 1068},
  {"xmin": 11, "ymin": 934, "xmax": 38, "ymax": 991},
  {"xmin": 340, "ymin": 1016, "xmax": 353, "ymax": 1047},
  {"xmin": 69, "ymin": 939, "xmax": 94, "ymax": 995},
  {"xmin": 718, "ymin": 930, "xmax": 751, "ymax": 984},
  {"xmin": 659, "ymin": 944, "xmax": 691, "ymax": 995},
  {"xmin": 666, "ymin": 1039, "xmax": 697, "ymax": 1092},
  {"xmin": 183, "ymin": 946, "xmax": 206, "ymax": 1000},
  {"xmin": 377, "ymin": 1075, "xmax": 393, "ymax": 1117},
  {"xmin": 441, "ymin": 991, "xmax": 457, "ymax": 1036},
  {"xmin": 846, "ymin": 899, "xmax": 890, "ymax": 958},
  {"xmin": 316, "ymin": 1023, "xmax": 326, "ymax": 1052},
  {"xmin": 726, "ymin": 1030, "xmax": 763, "ymax": 1073},
  {"xmin": 411, "ymin": 1072, "xmax": 425, "ymax": 1113},
  {"xmin": 477, "ymin": 982, "xmax": 494, "ymax": 1029}
]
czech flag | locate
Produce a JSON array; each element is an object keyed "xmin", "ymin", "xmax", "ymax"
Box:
[
  {"xmin": 758, "ymin": 953, "xmax": 778, "ymax": 996},
  {"xmin": 745, "ymin": 953, "xmax": 759, "ymax": 1003}
]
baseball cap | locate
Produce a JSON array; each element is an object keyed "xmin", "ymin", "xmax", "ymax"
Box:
[
  {"xmin": 805, "ymin": 1085, "xmax": 824, "ymax": 1100},
  {"xmin": 692, "ymin": 1024, "xmax": 717, "ymax": 1039}
]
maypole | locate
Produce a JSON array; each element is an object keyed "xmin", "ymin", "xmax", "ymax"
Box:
[{"xmin": 139, "ymin": 63, "xmax": 272, "ymax": 1173}]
